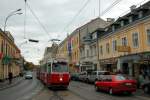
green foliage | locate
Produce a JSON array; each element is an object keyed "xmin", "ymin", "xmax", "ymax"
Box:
[{"xmin": 24, "ymin": 62, "xmax": 35, "ymax": 70}]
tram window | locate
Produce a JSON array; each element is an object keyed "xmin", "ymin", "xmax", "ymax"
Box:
[
  {"xmin": 48, "ymin": 64, "xmax": 51, "ymax": 66},
  {"xmin": 47, "ymin": 63, "xmax": 51, "ymax": 73},
  {"xmin": 52, "ymin": 63, "xmax": 68, "ymax": 72}
]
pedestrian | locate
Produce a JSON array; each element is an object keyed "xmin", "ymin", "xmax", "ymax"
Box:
[
  {"xmin": 138, "ymin": 72, "xmax": 144, "ymax": 88},
  {"xmin": 8, "ymin": 72, "xmax": 13, "ymax": 84}
]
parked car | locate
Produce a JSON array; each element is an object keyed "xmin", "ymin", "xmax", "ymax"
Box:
[
  {"xmin": 95, "ymin": 75, "xmax": 137, "ymax": 95},
  {"xmin": 142, "ymin": 81, "xmax": 150, "ymax": 94},
  {"xmin": 71, "ymin": 73, "xmax": 79, "ymax": 81},
  {"xmin": 79, "ymin": 71, "xmax": 88, "ymax": 82},
  {"xmin": 88, "ymin": 71, "xmax": 110, "ymax": 83},
  {"xmin": 25, "ymin": 71, "xmax": 33, "ymax": 79}
]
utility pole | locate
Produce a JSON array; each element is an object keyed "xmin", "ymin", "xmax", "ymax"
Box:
[{"xmin": 99, "ymin": 0, "xmax": 101, "ymax": 17}]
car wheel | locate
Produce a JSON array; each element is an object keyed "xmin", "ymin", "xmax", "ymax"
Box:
[
  {"xmin": 95, "ymin": 85, "xmax": 99, "ymax": 91},
  {"xmin": 86, "ymin": 79, "xmax": 89, "ymax": 83},
  {"xmin": 109, "ymin": 88, "xmax": 113, "ymax": 95},
  {"xmin": 94, "ymin": 79, "xmax": 98, "ymax": 83},
  {"xmin": 144, "ymin": 86, "xmax": 149, "ymax": 93}
]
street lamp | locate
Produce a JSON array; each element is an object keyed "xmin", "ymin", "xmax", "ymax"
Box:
[{"xmin": 4, "ymin": 9, "xmax": 22, "ymax": 32}]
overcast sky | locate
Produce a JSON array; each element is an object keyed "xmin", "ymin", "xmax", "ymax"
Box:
[{"xmin": 0, "ymin": 0, "xmax": 149, "ymax": 65}]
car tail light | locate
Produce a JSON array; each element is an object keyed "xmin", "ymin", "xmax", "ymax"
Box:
[{"xmin": 125, "ymin": 83, "xmax": 132, "ymax": 86}]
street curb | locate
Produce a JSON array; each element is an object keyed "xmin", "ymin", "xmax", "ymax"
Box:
[
  {"xmin": 0, "ymin": 78, "xmax": 24, "ymax": 91},
  {"xmin": 135, "ymin": 95, "xmax": 150, "ymax": 100}
]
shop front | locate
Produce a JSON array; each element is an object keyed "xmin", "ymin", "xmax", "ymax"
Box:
[
  {"xmin": 99, "ymin": 58, "xmax": 117, "ymax": 73},
  {"xmin": 80, "ymin": 62, "xmax": 94, "ymax": 72},
  {"xmin": 138, "ymin": 52, "xmax": 150, "ymax": 79},
  {"xmin": 117, "ymin": 54, "xmax": 141, "ymax": 77}
]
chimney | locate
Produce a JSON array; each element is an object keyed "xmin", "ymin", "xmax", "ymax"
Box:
[
  {"xmin": 107, "ymin": 18, "xmax": 115, "ymax": 23},
  {"xmin": 130, "ymin": 5, "xmax": 136, "ymax": 11}
]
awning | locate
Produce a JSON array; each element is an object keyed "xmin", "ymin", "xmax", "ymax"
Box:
[{"xmin": 2, "ymin": 55, "xmax": 12, "ymax": 65}]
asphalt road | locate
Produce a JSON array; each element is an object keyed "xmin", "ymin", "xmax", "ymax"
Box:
[
  {"xmin": 0, "ymin": 75, "xmax": 40, "ymax": 100},
  {"xmin": 32, "ymin": 81, "xmax": 150, "ymax": 100}
]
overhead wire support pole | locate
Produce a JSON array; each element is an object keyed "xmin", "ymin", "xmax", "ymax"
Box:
[
  {"xmin": 24, "ymin": 0, "xmax": 27, "ymax": 39},
  {"xmin": 100, "ymin": 0, "xmax": 122, "ymax": 16},
  {"xmin": 99, "ymin": 0, "xmax": 101, "ymax": 17}
]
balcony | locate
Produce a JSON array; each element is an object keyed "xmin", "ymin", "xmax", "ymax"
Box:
[{"xmin": 117, "ymin": 46, "xmax": 131, "ymax": 52}]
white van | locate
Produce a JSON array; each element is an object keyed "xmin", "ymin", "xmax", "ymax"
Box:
[{"xmin": 88, "ymin": 71, "xmax": 110, "ymax": 83}]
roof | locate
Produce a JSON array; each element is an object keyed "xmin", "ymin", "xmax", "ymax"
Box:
[{"xmin": 100, "ymin": 0, "xmax": 150, "ymax": 38}]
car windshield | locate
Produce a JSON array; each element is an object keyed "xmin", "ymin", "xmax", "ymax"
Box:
[
  {"xmin": 116, "ymin": 75, "xmax": 126, "ymax": 80},
  {"xmin": 26, "ymin": 71, "xmax": 32, "ymax": 75}
]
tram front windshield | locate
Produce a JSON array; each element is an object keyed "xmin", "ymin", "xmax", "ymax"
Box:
[{"xmin": 52, "ymin": 63, "xmax": 68, "ymax": 72}]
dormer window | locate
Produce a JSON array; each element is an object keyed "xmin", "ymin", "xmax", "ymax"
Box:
[
  {"xmin": 121, "ymin": 20, "xmax": 124, "ymax": 27},
  {"xmin": 129, "ymin": 16, "xmax": 133, "ymax": 23},
  {"xmin": 112, "ymin": 25, "xmax": 115, "ymax": 32},
  {"xmin": 105, "ymin": 28, "xmax": 108, "ymax": 31},
  {"xmin": 138, "ymin": 11, "xmax": 143, "ymax": 18},
  {"xmin": 92, "ymin": 32, "xmax": 97, "ymax": 39}
]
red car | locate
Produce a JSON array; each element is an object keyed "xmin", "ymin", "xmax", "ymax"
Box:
[{"xmin": 95, "ymin": 75, "xmax": 137, "ymax": 94}]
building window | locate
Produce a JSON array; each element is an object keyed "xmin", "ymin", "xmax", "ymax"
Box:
[
  {"xmin": 92, "ymin": 32, "xmax": 97, "ymax": 39},
  {"xmin": 106, "ymin": 43, "xmax": 110, "ymax": 53},
  {"xmin": 100, "ymin": 45, "xmax": 103, "ymax": 55},
  {"xmin": 121, "ymin": 20, "xmax": 124, "ymax": 27},
  {"xmin": 138, "ymin": 11, "xmax": 143, "ymax": 18},
  {"xmin": 129, "ymin": 16, "xmax": 133, "ymax": 23},
  {"xmin": 147, "ymin": 29, "xmax": 150, "ymax": 45},
  {"xmin": 122, "ymin": 37, "xmax": 127, "ymax": 46},
  {"xmin": 87, "ymin": 50, "xmax": 89, "ymax": 57},
  {"xmin": 112, "ymin": 25, "xmax": 115, "ymax": 32},
  {"xmin": 132, "ymin": 32, "xmax": 139, "ymax": 48},
  {"xmin": 1, "ymin": 40, "xmax": 4, "ymax": 53},
  {"xmin": 94, "ymin": 46, "xmax": 97, "ymax": 55},
  {"xmin": 112, "ymin": 40, "xmax": 117, "ymax": 52}
]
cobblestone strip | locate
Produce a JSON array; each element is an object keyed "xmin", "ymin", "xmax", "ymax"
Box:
[
  {"xmin": 49, "ymin": 91, "xmax": 64, "ymax": 100},
  {"xmin": 16, "ymin": 80, "xmax": 44, "ymax": 100}
]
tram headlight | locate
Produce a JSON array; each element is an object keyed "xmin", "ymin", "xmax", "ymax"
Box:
[{"xmin": 60, "ymin": 78, "xmax": 63, "ymax": 81}]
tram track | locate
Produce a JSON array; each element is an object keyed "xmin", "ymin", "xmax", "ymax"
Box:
[{"xmin": 49, "ymin": 91, "xmax": 64, "ymax": 100}]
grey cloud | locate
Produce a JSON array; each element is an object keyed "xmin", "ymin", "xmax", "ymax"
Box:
[{"xmin": 0, "ymin": 0, "xmax": 148, "ymax": 64}]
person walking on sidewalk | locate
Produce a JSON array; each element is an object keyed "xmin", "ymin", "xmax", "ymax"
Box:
[{"xmin": 8, "ymin": 72, "xmax": 13, "ymax": 84}]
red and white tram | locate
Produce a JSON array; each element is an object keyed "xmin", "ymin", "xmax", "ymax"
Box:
[{"xmin": 38, "ymin": 59, "xmax": 70, "ymax": 88}]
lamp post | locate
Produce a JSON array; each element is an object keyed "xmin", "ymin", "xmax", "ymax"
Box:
[{"xmin": 4, "ymin": 9, "xmax": 22, "ymax": 32}]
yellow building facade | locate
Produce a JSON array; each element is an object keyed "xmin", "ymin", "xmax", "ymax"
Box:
[
  {"xmin": 0, "ymin": 29, "xmax": 21, "ymax": 81},
  {"xmin": 56, "ymin": 32, "xmax": 80, "ymax": 72},
  {"xmin": 69, "ymin": 30, "xmax": 80, "ymax": 72},
  {"xmin": 98, "ymin": 2, "xmax": 150, "ymax": 78},
  {"xmin": 56, "ymin": 39, "xmax": 68, "ymax": 60}
]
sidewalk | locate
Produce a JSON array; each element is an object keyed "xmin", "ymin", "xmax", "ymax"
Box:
[
  {"xmin": 0, "ymin": 77, "xmax": 23, "ymax": 90},
  {"xmin": 134, "ymin": 89, "xmax": 150, "ymax": 99}
]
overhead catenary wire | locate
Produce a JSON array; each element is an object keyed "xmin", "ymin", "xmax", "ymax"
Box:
[
  {"xmin": 62, "ymin": 0, "xmax": 122, "ymax": 33},
  {"xmin": 62, "ymin": 0, "xmax": 91, "ymax": 33},
  {"xmin": 25, "ymin": 1, "xmax": 50, "ymax": 38},
  {"xmin": 100, "ymin": 0, "xmax": 123, "ymax": 16}
]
